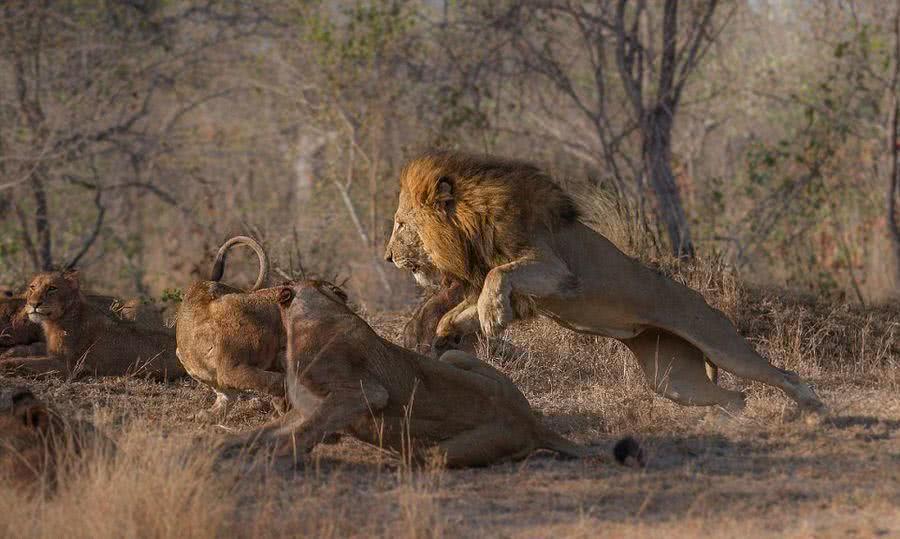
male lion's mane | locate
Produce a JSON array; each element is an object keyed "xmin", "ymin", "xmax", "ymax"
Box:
[{"xmin": 400, "ymin": 150, "xmax": 579, "ymax": 290}]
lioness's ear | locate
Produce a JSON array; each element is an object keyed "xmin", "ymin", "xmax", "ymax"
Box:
[
  {"xmin": 434, "ymin": 176, "xmax": 454, "ymax": 212},
  {"xmin": 62, "ymin": 268, "xmax": 80, "ymax": 289},
  {"xmin": 278, "ymin": 287, "xmax": 294, "ymax": 306},
  {"xmin": 12, "ymin": 391, "xmax": 49, "ymax": 432},
  {"xmin": 325, "ymin": 283, "xmax": 348, "ymax": 304}
]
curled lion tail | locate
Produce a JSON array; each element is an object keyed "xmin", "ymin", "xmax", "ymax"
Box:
[{"xmin": 210, "ymin": 236, "xmax": 269, "ymax": 291}]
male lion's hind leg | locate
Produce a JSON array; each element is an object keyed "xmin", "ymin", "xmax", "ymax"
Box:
[
  {"xmin": 622, "ymin": 329, "xmax": 746, "ymax": 412},
  {"xmin": 655, "ymin": 302, "xmax": 825, "ymax": 413}
]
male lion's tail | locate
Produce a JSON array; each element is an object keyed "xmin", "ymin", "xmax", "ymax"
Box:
[
  {"xmin": 538, "ymin": 428, "xmax": 645, "ymax": 467},
  {"xmin": 210, "ymin": 236, "xmax": 269, "ymax": 291}
]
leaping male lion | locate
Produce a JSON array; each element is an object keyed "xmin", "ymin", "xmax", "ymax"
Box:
[{"xmin": 384, "ymin": 150, "xmax": 825, "ymax": 414}]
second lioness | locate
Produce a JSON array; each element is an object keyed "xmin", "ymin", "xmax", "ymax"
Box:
[
  {"xmin": 0, "ymin": 270, "xmax": 183, "ymax": 379},
  {"xmin": 229, "ymin": 280, "xmax": 638, "ymax": 468},
  {"xmin": 2, "ymin": 291, "xmax": 163, "ymax": 359},
  {"xmin": 175, "ymin": 236, "xmax": 286, "ymax": 421}
]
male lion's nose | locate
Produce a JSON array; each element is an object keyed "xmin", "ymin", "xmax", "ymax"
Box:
[
  {"xmin": 30, "ymin": 302, "xmax": 42, "ymax": 309},
  {"xmin": 384, "ymin": 248, "xmax": 393, "ymax": 263}
]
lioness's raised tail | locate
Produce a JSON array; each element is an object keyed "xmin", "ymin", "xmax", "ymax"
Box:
[{"xmin": 210, "ymin": 236, "xmax": 269, "ymax": 291}]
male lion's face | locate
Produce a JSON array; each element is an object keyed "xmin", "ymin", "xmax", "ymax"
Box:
[
  {"xmin": 23, "ymin": 271, "xmax": 80, "ymax": 323},
  {"xmin": 384, "ymin": 192, "xmax": 441, "ymax": 289}
]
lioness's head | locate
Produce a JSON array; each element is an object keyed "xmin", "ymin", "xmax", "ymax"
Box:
[
  {"xmin": 0, "ymin": 386, "xmax": 110, "ymax": 488},
  {"xmin": 385, "ymin": 150, "xmax": 579, "ymax": 287},
  {"xmin": 24, "ymin": 270, "xmax": 82, "ymax": 323},
  {"xmin": 277, "ymin": 280, "xmax": 350, "ymax": 319},
  {"xmin": 0, "ymin": 387, "xmax": 51, "ymax": 437},
  {"xmin": 0, "ymin": 386, "xmax": 54, "ymax": 486}
]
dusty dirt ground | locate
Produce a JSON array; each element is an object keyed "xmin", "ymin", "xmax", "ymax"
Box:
[{"xmin": 1, "ymin": 284, "xmax": 898, "ymax": 538}]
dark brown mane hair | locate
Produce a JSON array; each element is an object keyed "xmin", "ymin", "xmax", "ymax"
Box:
[{"xmin": 399, "ymin": 150, "xmax": 578, "ymax": 287}]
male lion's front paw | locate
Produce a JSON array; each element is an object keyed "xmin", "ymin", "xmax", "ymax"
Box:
[{"xmin": 477, "ymin": 289, "xmax": 512, "ymax": 338}]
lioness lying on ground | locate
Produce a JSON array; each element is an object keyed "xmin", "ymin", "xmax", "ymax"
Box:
[
  {"xmin": 0, "ymin": 385, "xmax": 113, "ymax": 489},
  {"xmin": 2, "ymin": 288, "xmax": 166, "ymax": 359},
  {"xmin": 0, "ymin": 270, "xmax": 184, "ymax": 380},
  {"xmin": 175, "ymin": 236, "xmax": 286, "ymax": 421},
  {"xmin": 384, "ymin": 150, "xmax": 825, "ymax": 414},
  {"xmin": 227, "ymin": 280, "xmax": 642, "ymax": 468}
]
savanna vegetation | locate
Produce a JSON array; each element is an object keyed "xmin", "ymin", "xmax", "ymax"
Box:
[{"xmin": 0, "ymin": 1, "xmax": 898, "ymax": 537}]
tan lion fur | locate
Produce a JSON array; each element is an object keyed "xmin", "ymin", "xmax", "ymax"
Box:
[
  {"xmin": 175, "ymin": 236, "xmax": 286, "ymax": 421},
  {"xmin": 386, "ymin": 150, "xmax": 825, "ymax": 414},
  {"xmin": 0, "ymin": 295, "xmax": 43, "ymax": 353},
  {"xmin": 226, "ymin": 280, "xmax": 640, "ymax": 468},
  {"xmin": 397, "ymin": 151, "xmax": 578, "ymax": 289},
  {"xmin": 402, "ymin": 278, "xmax": 477, "ymax": 355},
  {"xmin": 0, "ymin": 271, "xmax": 184, "ymax": 380},
  {"xmin": 1, "ymin": 293, "xmax": 158, "ymax": 359},
  {"xmin": 0, "ymin": 386, "xmax": 113, "ymax": 490}
]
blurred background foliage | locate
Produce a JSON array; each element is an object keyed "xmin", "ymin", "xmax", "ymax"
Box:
[{"xmin": 1, "ymin": 0, "xmax": 898, "ymax": 309}]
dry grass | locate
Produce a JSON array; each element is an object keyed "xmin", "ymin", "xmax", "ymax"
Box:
[{"xmin": 0, "ymin": 260, "xmax": 898, "ymax": 538}]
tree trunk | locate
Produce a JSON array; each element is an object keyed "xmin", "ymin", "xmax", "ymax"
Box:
[
  {"xmin": 889, "ymin": 10, "xmax": 900, "ymax": 291},
  {"xmin": 888, "ymin": 96, "xmax": 900, "ymax": 288},
  {"xmin": 643, "ymin": 105, "xmax": 695, "ymax": 258},
  {"xmin": 30, "ymin": 168, "xmax": 53, "ymax": 270}
]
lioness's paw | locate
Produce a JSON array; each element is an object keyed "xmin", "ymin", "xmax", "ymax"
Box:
[
  {"xmin": 193, "ymin": 407, "xmax": 227, "ymax": 424},
  {"xmin": 477, "ymin": 291, "xmax": 512, "ymax": 337},
  {"xmin": 431, "ymin": 333, "xmax": 462, "ymax": 358}
]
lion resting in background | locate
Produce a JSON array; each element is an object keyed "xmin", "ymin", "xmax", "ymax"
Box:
[
  {"xmin": 0, "ymin": 270, "xmax": 184, "ymax": 380},
  {"xmin": 2, "ymin": 288, "xmax": 166, "ymax": 359},
  {"xmin": 226, "ymin": 280, "xmax": 642, "ymax": 468},
  {"xmin": 175, "ymin": 236, "xmax": 286, "ymax": 421},
  {"xmin": 384, "ymin": 151, "xmax": 825, "ymax": 414},
  {"xmin": 0, "ymin": 386, "xmax": 113, "ymax": 489}
]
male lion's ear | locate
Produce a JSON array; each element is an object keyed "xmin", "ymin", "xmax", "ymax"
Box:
[
  {"xmin": 434, "ymin": 177, "xmax": 454, "ymax": 212},
  {"xmin": 278, "ymin": 287, "xmax": 294, "ymax": 306}
]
